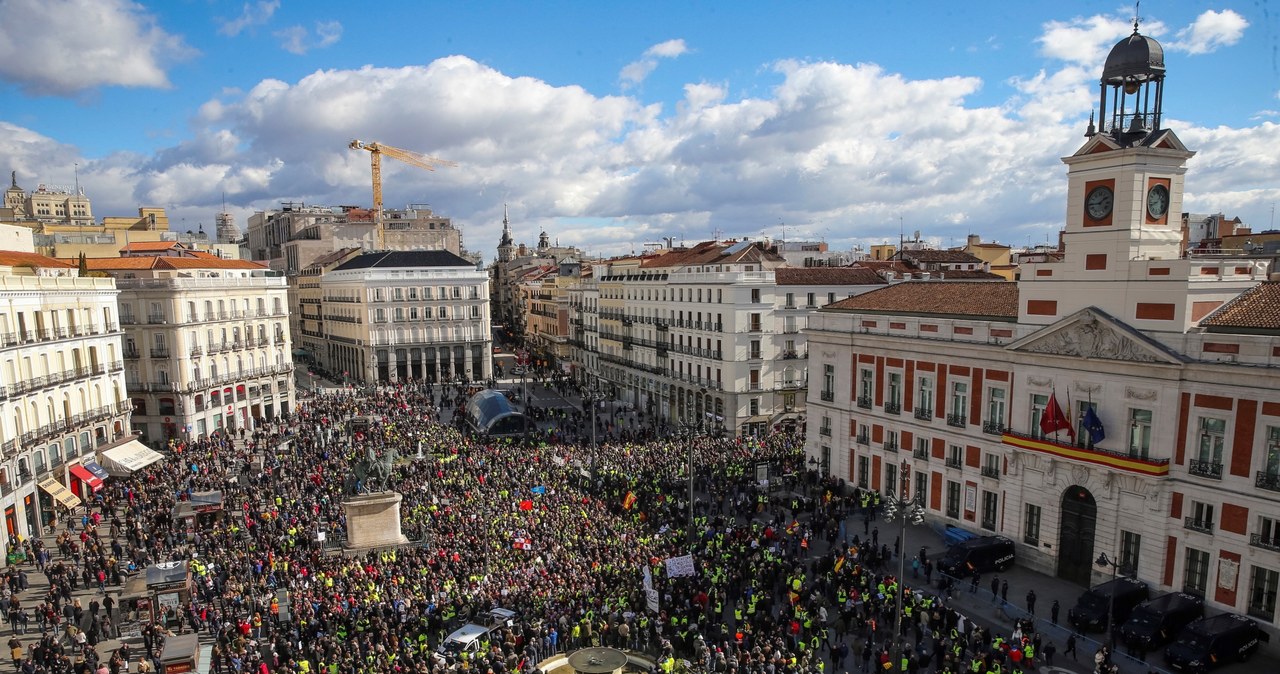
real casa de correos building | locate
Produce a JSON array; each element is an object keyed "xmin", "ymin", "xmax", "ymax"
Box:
[{"xmin": 805, "ymin": 27, "xmax": 1280, "ymax": 645}]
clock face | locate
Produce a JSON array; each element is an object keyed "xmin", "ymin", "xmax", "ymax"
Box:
[
  {"xmin": 1086, "ymin": 185, "xmax": 1114, "ymax": 221},
  {"xmin": 1146, "ymin": 184, "xmax": 1170, "ymax": 219}
]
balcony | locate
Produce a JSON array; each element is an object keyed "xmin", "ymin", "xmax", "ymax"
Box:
[
  {"xmin": 780, "ymin": 350, "xmax": 800, "ymax": 360},
  {"xmin": 856, "ymin": 434, "xmax": 869, "ymax": 446},
  {"xmin": 1001, "ymin": 429, "xmax": 1170, "ymax": 477},
  {"xmin": 1188, "ymin": 460, "xmax": 1223, "ymax": 480},
  {"xmin": 190, "ymin": 346, "xmax": 203, "ymax": 357},
  {"xmin": 946, "ymin": 413, "xmax": 967, "ymax": 428},
  {"xmin": 914, "ymin": 407, "xmax": 933, "ymax": 421},
  {"xmin": 124, "ymin": 349, "xmax": 141, "ymax": 360},
  {"xmin": 912, "ymin": 447, "xmax": 930, "ymax": 461},
  {"xmin": 982, "ymin": 420, "xmax": 1006, "ymax": 436},
  {"xmin": 883, "ymin": 440, "xmax": 898, "ymax": 452},
  {"xmin": 945, "ymin": 456, "xmax": 963, "ymax": 469},
  {"xmin": 819, "ymin": 425, "xmax": 832, "ymax": 437},
  {"xmin": 885, "ymin": 401, "xmax": 901, "ymax": 416},
  {"xmin": 1257, "ymin": 471, "xmax": 1280, "ymax": 492},
  {"xmin": 146, "ymin": 314, "xmax": 167, "ymax": 324},
  {"xmin": 980, "ymin": 466, "xmax": 1000, "ymax": 480},
  {"xmin": 820, "ymin": 390, "xmax": 834, "ymax": 402},
  {"xmin": 856, "ymin": 396, "xmax": 873, "ymax": 410},
  {"xmin": 150, "ymin": 347, "xmax": 170, "ymax": 359},
  {"xmin": 1184, "ymin": 517, "xmax": 1214, "ymax": 534},
  {"xmin": 748, "ymin": 350, "xmax": 763, "ymax": 360},
  {"xmin": 1250, "ymin": 533, "xmax": 1280, "ymax": 552}
]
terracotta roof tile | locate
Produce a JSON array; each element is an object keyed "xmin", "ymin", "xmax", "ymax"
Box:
[
  {"xmin": 825, "ymin": 281, "xmax": 1019, "ymax": 319},
  {"xmin": 902, "ymin": 250, "xmax": 983, "ymax": 264},
  {"xmin": 156, "ymin": 258, "xmax": 269, "ymax": 270},
  {"xmin": 0, "ymin": 251, "xmax": 75, "ymax": 268},
  {"xmin": 1200, "ymin": 282, "xmax": 1280, "ymax": 332},
  {"xmin": 775, "ymin": 267, "xmax": 887, "ymax": 286},
  {"xmin": 77, "ymin": 257, "xmax": 160, "ymax": 270},
  {"xmin": 640, "ymin": 241, "xmax": 784, "ymax": 269}
]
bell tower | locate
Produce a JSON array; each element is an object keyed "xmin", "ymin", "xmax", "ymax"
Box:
[
  {"xmin": 497, "ymin": 204, "xmax": 515, "ymax": 263},
  {"xmin": 1060, "ymin": 21, "xmax": 1193, "ymax": 267}
]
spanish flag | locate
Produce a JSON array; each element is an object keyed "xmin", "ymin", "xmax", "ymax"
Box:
[
  {"xmin": 623, "ymin": 492, "xmax": 637, "ymax": 510},
  {"xmin": 834, "ymin": 556, "xmax": 845, "ymax": 573}
]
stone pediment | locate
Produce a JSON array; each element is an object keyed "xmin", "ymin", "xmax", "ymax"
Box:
[{"xmin": 1007, "ymin": 307, "xmax": 1185, "ymax": 364}]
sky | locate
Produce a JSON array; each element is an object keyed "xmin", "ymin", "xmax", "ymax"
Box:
[{"xmin": 0, "ymin": 0, "xmax": 1277, "ymax": 260}]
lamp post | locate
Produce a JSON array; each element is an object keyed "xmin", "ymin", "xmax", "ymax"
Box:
[
  {"xmin": 1096, "ymin": 552, "xmax": 1120, "ymax": 648},
  {"xmin": 882, "ymin": 459, "xmax": 925, "ymax": 671}
]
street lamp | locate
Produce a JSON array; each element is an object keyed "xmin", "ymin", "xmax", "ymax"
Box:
[
  {"xmin": 881, "ymin": 459, "xmax": 925, "ymax": 671},
  {"xmin": 1096, "ymin": 552, "xmax": 1121, "ymax": 648}
]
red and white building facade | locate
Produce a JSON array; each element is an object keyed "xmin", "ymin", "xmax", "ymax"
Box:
[{"xmin": 805, "ymin": 28, "xmax": 1280, "ymax": 644}]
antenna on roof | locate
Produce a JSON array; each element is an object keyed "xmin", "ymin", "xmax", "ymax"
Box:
[{"xmin": 73, "ymin": 163, "xmax": 79, "ymax": 195}]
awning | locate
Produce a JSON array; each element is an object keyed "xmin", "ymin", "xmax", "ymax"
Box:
[
  {"xmin": 83, "ymin": 462, "xmax": 110, "ymax": 480},
  {"xmin": 98, "ymin": 439, "xmax": 165, "ymax": 476},
  {"xmin": 38, "ymin": 478, "xmax": 82, "ymax": 510},
  {"xmin": 741, "ymin": 415, "xmax": 772, "ymax": 424},
  {"xmin": 68, "ymin": 464, "xmax": 104, "ymax": 492}
]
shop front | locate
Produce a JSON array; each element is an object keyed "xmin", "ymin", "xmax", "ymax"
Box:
[{"xmin": 68, "ymin": 462, "xmax": 109, "ymax": 500}]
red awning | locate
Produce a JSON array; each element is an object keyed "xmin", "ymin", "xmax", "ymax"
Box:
[{"xmin": 68, "ymin": 464, "xmax": 104, "ymax": 492}]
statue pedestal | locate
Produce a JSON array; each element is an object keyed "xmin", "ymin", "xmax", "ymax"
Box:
[{"xmin": 343, "ymin": 491, "xmax": 408, "ymax": 550}]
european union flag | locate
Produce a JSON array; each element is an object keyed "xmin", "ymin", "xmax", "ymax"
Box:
[
  {"xmin": 1082, "ymin": 406, "xmax": 1106, "ymax": 445},
  {"xmin": 530, "ymin": 485, "xmax": 547, "ymax": 495}
]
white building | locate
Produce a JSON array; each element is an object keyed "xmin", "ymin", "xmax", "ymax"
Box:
[
  {"xmin": 565, "ymin": 241, "xmax": 888, "ymax": 435},
  {"xmin": 805, "ymin": 27, "xmax": 1280, "ymax": 646},
  {"xmin": 0, "ymin": 250, "xmax": 129, "ymax": 538},
  {"xmin": 316, "ymin": 251, "xmax": 492, "ymax": 383},
  {"xmin": 85, "ymin": 255, "xmax": 296, "ymax": 442}
]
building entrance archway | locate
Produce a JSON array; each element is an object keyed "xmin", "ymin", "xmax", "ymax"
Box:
[{"xmin": 1057, "ymin": 485, "xmax": 1098, "ymax": 586}]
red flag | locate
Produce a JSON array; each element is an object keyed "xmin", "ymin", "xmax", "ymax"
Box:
[
  {"xmin": 519, "ymin": 500, "xmax": 534, "ymax": 511},
  {"xmin": 1039, "ymin": 392, "xmax": 1075, "ymax": 437}
]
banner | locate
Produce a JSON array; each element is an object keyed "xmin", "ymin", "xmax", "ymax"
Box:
[
  {"xmin": 665, "ymin": 554, "xmax": 696, "ymax": 578},
  {"xmin": 645, "ymin": 588, "xmax": 660, "ymax": 613},
  {"xmin": 643, "ymin": 565, "xmax": 654, "ymax": 592}
]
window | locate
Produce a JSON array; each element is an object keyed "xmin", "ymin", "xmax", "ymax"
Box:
[
  {"xmin": 886, "ymin": 430, "xmax": 898, "ymax": 451},
  {"xmin": 1249, "ymin": 566, "xmax": 1279, "ymax": 622},
  {"xmin": 471, "ymin": 305, "xmax": 480, "ymax": 318},
  {"xmin": 806, "ymin": 292, "xmax": 816, "ymax": 307},
  {"xmin": 409, "ymin": 307, "xmax": 419, "ymax": 321},
  {"xmin": 408, "ymin": 287, "xmax": 418, "ymax": 300},
  {"xmin": 1189, "ymin": 501, "xmax": 1215, "ymax": 532},
  {"xmin": 1197, "ymin": 417, "xmax": 1226, "ymax": 464},
  {"xmin": 819, "ymin": 416, "xmax": 831, "ymax": 436},
  {"xmin": 373, "ymin": 288, "xmax": 384, "ymax": 302},
  {"xmin": 986, "ymin": 387, "xmax": 1006, "ymax": 430},
  {"xmin": 828, "ymin": 292, "xmax": 836, "ymax": 304},
  {"xmin": 946, "ymin": 481, "xmax": 960, "ymax": 518},
  {"xmin": 749, "ymin": 339, "xmax": 762, "ymax": 359},
  {"xmin": 1120, "ymin": 531, "xmax": 1141, "ymax": 575},
  {"xmin": 981, "ymin": 491, "xmax": 998, "ymax": 530},
  {"xmin": 1024, "ymin": 504, "xmax": 1042, "ymax": 544},
  {"xmin": 422, "ymin": 287, "xmax": 433, "ymax": 300},
  {"xmin": 1257, "ymin": 515, "xmax": 1280, "ymax": 550},
  {"xmin": 917, "ymin": 376, "xmax": 934, "ymax": 415},
  {"xmin": 749, "ymin": 398, "xmax": 759, "ymax": 416},
  {"xmin": 949, "ymin": 382, "xmax": 968, "ymax": 425},
  {"xmin": 982, "ymin": 454, "xmax": 1000, "ymax": 478},
  {"xmin": 750, "ymin": 289, "xmax": 760, "ymax": 304},
  {"xmin": 452, "ymin": 286, "xmax": 462, "ymax": 299},
  {"xmin": 374, "ymin": 309, "xmax": 386, "ymax": 323},
  {"xmin": 914, "ymin": 435, "xmax": 929, "ymax": 459},
  {"xmin": 1030, "ymin": 393, "xmax": 1048, "ymax": 438},
  {"xmin": 914, "ymin": 471, "xmax": 927, "ymax": 503},
  {"xmin": 1074, "ymin": 399, "xmax": 1098, "ymax": 446},
  {"xmin": 784, "ymin": 292, "xmax": 794, "ymax": 308},
  {"xmin": 393, "ymin": 287, "xmax": 403, "ymax": 301},
  {"xmin": 1261, "ymin": 426, "xmax": 1280, "ymax": 489},
  {"xmin": 822, "ymin": 364, "xmax": 835, "ymax": 401},
  {"xmin": 1184, "ymin": 547, "xmax": 1211, "ymax": 595},
  {"xmin": 886, "ymin": 372, "xmax": 902, "ymax": 412},
  {"xmin": 858, "ymin": 368, "xmax": 873, "ymax": 407},
  {"xmin": 1129, "ymin": 409, "xmax": 1153, "ymax": 458},
  {"xmin": 947, "ymin": 444, "xmax": 962, "ymax": 468},
  {"xmin": 857, "ymin": 456, "xmax": 869, "ymax": 489},
  {"xmin": 885, "ymin": 463, "xmax": 898, "ymax": 498}
]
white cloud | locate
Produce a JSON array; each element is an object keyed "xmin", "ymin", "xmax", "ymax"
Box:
[
  {"xmin": 217, "ymin": 0, "xmax": 280, "ymax": 37},
  {"xmin": 1169, "ymin": 9, "xmax": 1248, "ymax": 55},
  {"xmin": 2, "ymin": 23, "xmax": 1274, "ymax": 259},
  {"xmin": 275, "ymin": 20, "xmax": 344, "ymax": 55},
  {"xmin": 0, "ymin": 0, "xmax": 193, "ymax": 95},
  {"xmin": 620, "ymin": 38, "xmax": 689, "ymax": 88}
]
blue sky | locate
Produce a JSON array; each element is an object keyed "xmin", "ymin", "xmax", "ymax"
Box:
[{"xmin": 1, "ymin": 0, "xmax": 1276, "ymax": 257}]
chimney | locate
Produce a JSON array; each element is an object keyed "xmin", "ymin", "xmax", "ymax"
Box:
[{"xmin": 967, "ymin": 234, "xmax": 980, "ymax": 247}]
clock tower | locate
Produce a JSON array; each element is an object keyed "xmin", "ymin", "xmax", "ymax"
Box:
[{"xmin": 1014, "ymin": 22, "xmax": 1264, "ymax": 332}]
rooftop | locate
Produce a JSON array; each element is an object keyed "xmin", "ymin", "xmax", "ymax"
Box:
[
  {"xmin": 0, "ymin": 251, "xmax": 75, "ymax": 269},
  {"xmin": 825, "ymin": 281, "xmax": 1020, "ymax": 320},
  {"xmin": 774, "ymin": 267, "xmax": 887, "ymax": 286},
  {"xmin": 1200, "ymin": 282, "xmax": 1280, "ymax": 333},
  {"xmin": 333, "ymin": 250, "xmax": 474, "ymax": 271},
  {"xmin": 640, "ymin": 240, "xmax": 783, "ymax": 269}
]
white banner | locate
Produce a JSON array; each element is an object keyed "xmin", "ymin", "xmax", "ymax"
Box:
[
  {"xmin": 665, "ymin": 554, "xmax": 696, "ymax": 578},
  {"xmin": 645, "ymin": 588, "xmax": 660, "ymax": 614},
  {"xmin": 643, "ymin": 565, "xmax": 654, "ymax": 592}
]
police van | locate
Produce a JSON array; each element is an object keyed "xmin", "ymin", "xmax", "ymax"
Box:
[
  {"xmin": 1164, "ymin": 613, "xmax": 1269, "ymax": 672},
  {"xmin": 937, "ymin": 535, "xmax": 1015, "ymax": 578},
  {"xmin": 437, "ymin": 608, "xmax": 519, "ymax": 657}
]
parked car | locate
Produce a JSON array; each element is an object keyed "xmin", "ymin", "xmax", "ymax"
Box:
[
  {"xmin": 1118, "ymin": 592, "xmax": 1204, "ymax": 650},
  {"xmin": 937, "ymin": 535, "xmax": 1015, "ymax": 578},
  {"xmin": 1164, "ymin": 613, "xmax": 1268, "ymax": 672},
  {"xmin": 1067, "ymin": 576, "xmax": 1149, "ymax": 633}
]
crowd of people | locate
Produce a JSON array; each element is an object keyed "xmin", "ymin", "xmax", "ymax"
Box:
[{"xmin": 5, "ymin": 378, "xmax": 1088, "ymax": 674}]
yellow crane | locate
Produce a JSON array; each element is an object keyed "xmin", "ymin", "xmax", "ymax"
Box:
[{"xmin": 349, "ymin": 139, "xmax": 456, "ymax": 250}]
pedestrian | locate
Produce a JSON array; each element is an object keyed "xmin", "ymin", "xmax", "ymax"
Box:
[
  {"xmin": 1000, "ymin": 579, "xmax": 1009, "ymax": 603},
  {"xmin": 1065, "ymin": 633, "xmax": 1077, "ymax": 662},
  {"xmin": 970, "ymin": 574, "xmax": 980, "ymax": 594},
  {"xmin": 990, "ymin": 575, "xmax": 1000, "ymax": 603},
  {"xmin": 1043, "ymin": 641, "xmax": 1056, "ymax": 666},
  {"xmin": 1050, "ymin": 599, "xmax": 1060, "ymax": 625},
  {"xmin": 1026, "ymin": 589, "xmax": 1036, "ymax": 615}
]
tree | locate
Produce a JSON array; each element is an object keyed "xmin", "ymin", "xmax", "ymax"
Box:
[{"xmin": 77, "ymin": 252, "xmax": 87, "ymax": 275}]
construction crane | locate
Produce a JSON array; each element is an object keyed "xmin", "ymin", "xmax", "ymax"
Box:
[{"xmin": 349, "ymin": 139, "xmax": 456, "ymax": 250}]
